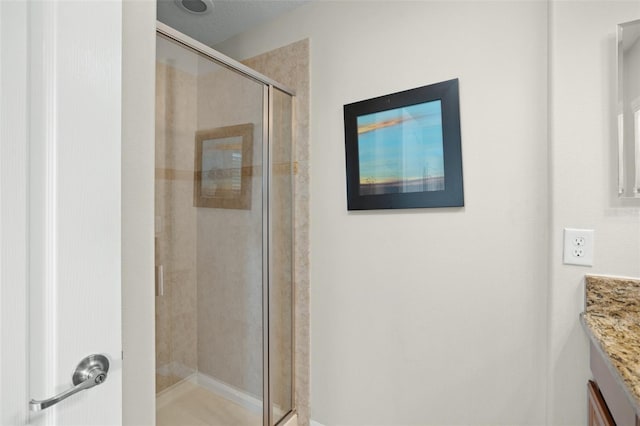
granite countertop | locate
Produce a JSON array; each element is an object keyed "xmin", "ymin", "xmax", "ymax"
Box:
[{"xmin": 582, "ymin": 275, "xmax": 640, "ymax": 413}]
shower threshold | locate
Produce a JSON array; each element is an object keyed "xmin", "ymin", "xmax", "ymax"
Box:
[
  {"xmin": 157, "ymin": 378, "xmax": 260, "ymax": 426},
  {"xmin": 156, "ymin": 376, "xmax": 295, "ymax": 426}
]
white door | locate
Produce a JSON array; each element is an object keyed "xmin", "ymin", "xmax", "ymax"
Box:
[{"xmin": 1, "ymin": 1, "xmax": 123, "ymax": 424}]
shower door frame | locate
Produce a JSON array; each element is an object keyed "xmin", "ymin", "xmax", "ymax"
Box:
[{"xmin": 155, "ymin": 22, "xmax": 296, "ymax": 426}]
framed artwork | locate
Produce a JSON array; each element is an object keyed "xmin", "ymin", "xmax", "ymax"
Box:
[
  {"xmin": 194, "ymin": 123, "xmax": 253, "ymax": 209},
  {"xmin": 343, "ymin": 78, "xmax": 463, "ymax": 210}
]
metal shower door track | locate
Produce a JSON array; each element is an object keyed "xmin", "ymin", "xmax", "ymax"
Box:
[{"xmin": 156, "ymin": 21, "xmax": 296, "ymax": 97}]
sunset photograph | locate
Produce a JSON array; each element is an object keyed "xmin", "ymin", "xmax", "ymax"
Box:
[{"xmin": 356, "ymin": 100, "xmax": 445, "ymax": 195}]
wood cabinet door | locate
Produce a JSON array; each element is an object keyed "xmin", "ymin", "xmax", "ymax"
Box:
[{"xmin": 589, "ymin": 381, "xmax": 616, "ymax": 426}]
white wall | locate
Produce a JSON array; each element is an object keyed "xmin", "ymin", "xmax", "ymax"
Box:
[
  {"xmin": 547, "ymin": 2, "xmax": 640, "ymax": 424},
  {"xmin": 218, "ymin": 2, "xmax": 549, "ymax": 424},
  {"xmin": 122, "ymin": 1, "xmax": 156, "ymax": 424}
]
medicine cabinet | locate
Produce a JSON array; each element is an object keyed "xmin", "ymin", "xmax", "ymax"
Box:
[{"xmin": 618, "ymin": 19, "xmax": 640, "ymax": 198}]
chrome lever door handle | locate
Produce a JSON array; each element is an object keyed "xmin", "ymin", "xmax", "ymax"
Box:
[{"xmin": 29, "ymin": 354, "xmax": 110, "ymax": 412}]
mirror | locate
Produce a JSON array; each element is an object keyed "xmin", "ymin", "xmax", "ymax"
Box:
[{"xmin": 618, "ymin": 19, "xmax": 640, "ymax": 197}]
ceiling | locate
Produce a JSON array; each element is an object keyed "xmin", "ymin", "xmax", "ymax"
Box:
[{"xmin": 157, "ymin": 0, "xmax": 310, "ymax": 48}]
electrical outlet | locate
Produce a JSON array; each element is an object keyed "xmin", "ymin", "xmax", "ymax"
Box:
[{"xmin": 563, "ymin": 228, "xmax": 594, "ymax": 266}]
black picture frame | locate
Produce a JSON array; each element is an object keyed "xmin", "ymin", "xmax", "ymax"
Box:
[{"xmin": 343, "ymin": 78, "xmax": 463, "ymax": 210}]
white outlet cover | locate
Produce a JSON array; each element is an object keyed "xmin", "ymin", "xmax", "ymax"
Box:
[{"xmin": 563, "ymin": 228, "xmax": 595, "ymax": 266}]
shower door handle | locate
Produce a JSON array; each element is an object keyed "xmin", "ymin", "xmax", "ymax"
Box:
[
  {"xmin": 156, "ymin": 264, "xmax": 164, "ymax": 296},
  {"xmin": 29, "ymin": 354, "xmax": 110, "ymax": 412}
]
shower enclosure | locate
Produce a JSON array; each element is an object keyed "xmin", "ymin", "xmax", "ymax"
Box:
[{"xmin": 154, "ymin": 23, "xmax": 294, "ymax": 426}]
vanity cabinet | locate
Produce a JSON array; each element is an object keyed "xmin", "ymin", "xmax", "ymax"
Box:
[
  {"xmin": 588, "ymin": 380, "xmax": 616, "ymax": 426},
  {"xmin": 589, "ymin": 343, "xmax": 640, "ymax": 426}
]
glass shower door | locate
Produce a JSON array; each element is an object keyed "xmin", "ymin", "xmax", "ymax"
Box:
[
  {"xmin": 155, "ymin": 33, "xmax": 265, "ymax": 426},
  {"xmin": 270, "ymin": 87, "xmax": 294, "ymax": 425}
]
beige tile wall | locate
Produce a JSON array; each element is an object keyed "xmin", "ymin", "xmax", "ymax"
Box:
[{"xmin": 195, "ymin": 64, "xmax": 265, "ymax": 397}]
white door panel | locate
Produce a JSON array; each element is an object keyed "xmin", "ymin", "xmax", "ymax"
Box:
[
  {"xmin": 27, "ymin": 1, "xmax": 123, "ymax": 425},
  {"xmin": 1, "ymin": 1, "xmax": 149, "ymax": 424},
  {"xmin": 0, "ymin": 1, "xmax": 29, "ymax": 424}
]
